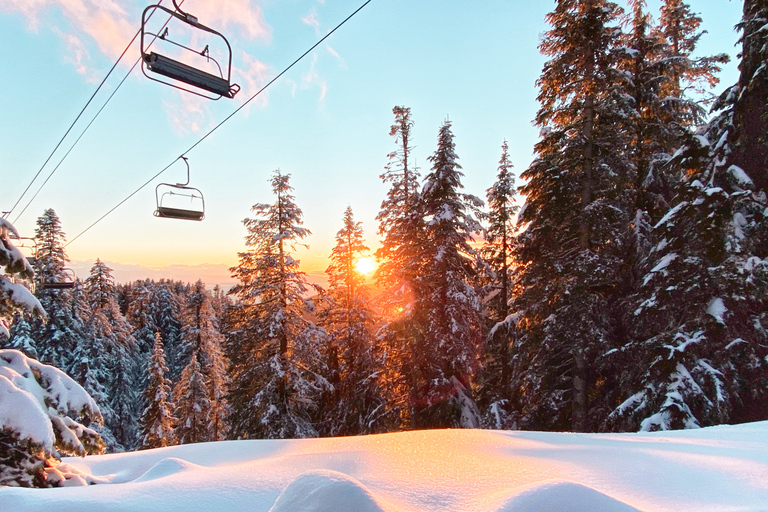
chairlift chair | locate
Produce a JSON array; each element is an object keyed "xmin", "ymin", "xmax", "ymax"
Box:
[
  {"xmin": 154, "ymin": 156, "xmax": 205, "ymax": 221},
  {"xmin": 140, "ymin": 1, "xmax": 240, "ymax": 100},
  {"xmin": 41, "ymin": 268, "xmax": 76, "ymax": 290}
]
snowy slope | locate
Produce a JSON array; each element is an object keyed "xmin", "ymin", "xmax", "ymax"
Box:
[{"xmin": 2, "ymin": 422, "xmax": 767, "ymax": 512}]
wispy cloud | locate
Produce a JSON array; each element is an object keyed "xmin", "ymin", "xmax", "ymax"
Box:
[
  {"xmin": 235, "ymin": 51, "xmax": 272, "ymax": 107},
  {"xmin": 301, "ymin": 11, "xmax": 321, "ymax": 36},
  {"xmin": 163, "ymin": 92, "xmax": 209, "ymax": 135},
  {"xmin": 289, "ymin": 54, "xmax": 327, "ymax": 103},
  {"xmin": 185, "ymin": 0, "xmax": 271, "ymax": 41},
  {"xmin": 326, "ymin": 44, "xmax": 344, "ymax": 66}
]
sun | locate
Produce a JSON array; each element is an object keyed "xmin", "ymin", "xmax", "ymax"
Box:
[{"xmin": 355, "ymin": 256, "xmax": 376, "ymax": 276}]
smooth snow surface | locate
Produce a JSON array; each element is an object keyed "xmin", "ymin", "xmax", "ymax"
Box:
[{"xmin": 2, "ymin": 422, "xmax": 768, "ymax": 512}]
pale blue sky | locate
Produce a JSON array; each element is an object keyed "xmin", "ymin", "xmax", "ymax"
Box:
[{"xmin": 0, "ymin": 0, "xmax": 743, "ymax": 286}]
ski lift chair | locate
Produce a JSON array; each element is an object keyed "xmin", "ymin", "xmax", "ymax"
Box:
[
  {"xmin": 141, "ymin": 1, "xmax": 240, "ymax": 100},
  {"xmin": 154, "ymin": 156, "xmax": 205, "ymax": 221},
  {"xmin": 41, "ymin": 268, "xmax": 76, "ymax": 290}
]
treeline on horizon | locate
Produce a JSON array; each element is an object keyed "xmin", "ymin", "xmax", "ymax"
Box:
[{"xmin": 2, "ymin": 0, "xmax": 767, "ymax": 477}]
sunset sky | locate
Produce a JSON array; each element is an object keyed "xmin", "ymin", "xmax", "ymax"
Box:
[{"xmin": 0, "ymin": 0, "xmax": 742, "ymax": 287}]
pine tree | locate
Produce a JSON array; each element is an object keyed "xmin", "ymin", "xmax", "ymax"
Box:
[
  {"xmin": 178, "ymin": 280, "xmax": 229, "ymax": 441},
  {"xmin": 84, "ymin": 259, "xmax": 115, "ymax": 309},
  {"xmin": 374, "ymin": 106, "xmax": 426, "ymax": 429},
  {"xmin": 2, "ymin": 217, "xmax": 102, "ymax": 487},
  {"xmin": 413, "ymin": 119, "xmax": 484, "ymax": 429},
  {"xmin": 5, "ymin": 313, "xmax": 39, "ymax": 359},
  {"xmin": 139, "ymin": 332, "xmax": 176, "ymax": 449},
  {"xmin": 227, "ymin": 170, "xmax": 328, "ymax": 439},
  {"xmin": 79, "ymin": 259, "xmax": 140, "ymax": 450},
  {"xmin": 31, "ymin": 209, "xmax": 81, "ymax": 370},
  {"xmin": 153, "ymin": 281, "xmax": 185, "ymax": 380},
  {"xmin": 477, "ymin": 141, "xmax": 520, "ymax": 428},
  {"xmin": 513, "ymin": 0, "xmax": 632, "ymax": 432},
  {"xmin": 614, "ymin": 0, "xmax": 768, "ymax": 431},
  {"xmin": 173, "ymin": 353, "xmax": 211, "ymax": 444},
  {"xmin": 320, "ymin": 207, "xmax": 387, "ymax": 436},
  {"xmin": 376, "ymin": 106, "xmax": 423, "ymax": 306},
  {"xmin": 0, "ymin": 217, "xmax": 45, "ymax": 343}
]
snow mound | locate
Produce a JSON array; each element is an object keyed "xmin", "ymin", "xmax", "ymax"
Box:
[
  {"xmin": 495, "ymin": 481, "xmax": 641, "ymax": 512},
  {"xmin": 268, "ymin": 470, "xmax": 385, "ymax": 512},
  {"xmin": 133, "ymin": 457, "xmax": 200, "ymax": 482}
]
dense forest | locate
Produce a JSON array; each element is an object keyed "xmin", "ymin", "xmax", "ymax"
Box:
[{"xmin": 2, "ymin": 0, "xmax": 767, "ymax": 487}]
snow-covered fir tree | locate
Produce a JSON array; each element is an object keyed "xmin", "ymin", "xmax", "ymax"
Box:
[
  {"xmin": 139, "ymin": 332, "xmax": 176, "ymax": 449},
  {"xmin": 319, "ymin": 207, "xmax": 388, "ymax": 436},
  {"xmin": 81, "ymin": 259, "xmax": 140, "ymax": 450},
  {"xmin": 477, "ymin": 141, "xmax": 520, "ymax": 429},
  {"xmin": 613, "ymin": 0, "xmax": 768, "ymax": 431},
  {"xmin": 177, "ymin": 280, "xmax": 229, "ymax": 441},
  {"xmin": 5, "ymin": 312, "xmax": 38, "ymax": 359},
  {"xmin": 173, "ymin": 352, "xmax": 210, "ymax": 444},
  {"xmin": 2, "ymin": 217, "xmax": 102, "ymax": 487},
  {"xmin": 413, "ymin": 119, "xmax": 485, "ymax": 429},
  {"xmin": 152, "ymin": 281, "xmax": 185, "ymax": 380},
  {"xmin": 513, "ymin": 0, "xmax": 633, "ymax": 432},
  {"xmin": 376, "ymin": 105, "xmax": 423, "ymax": 309},
  {"xmin": 374, "ymin": 106, "xmax": 426, "ymax": 429},
  {"xmin": 30, "ymin": 209, "xmax": 82, "ymax": 371},
  {"xmin": 227, "ymin": 170, "xmax": 328, "ymax": 439},
  {"xmin": 0, "ymin": 217, "xmax": 45, "ymax": 344}
]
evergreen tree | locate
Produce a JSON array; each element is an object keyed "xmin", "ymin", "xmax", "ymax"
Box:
[
  {"xmin": 376, "ymin": 106, "xmax": 423, "ymax": 306},
  {"xmin": 31, "ymin": 209, "xmax": 81, "ymax": 370},
  {"xmin": 513, "ymin": 0, "xmax": 632, "ymax": 432},
  {"xmin": 77, "ymin": 259, "xmax": 140, "ymax": 450},
  {"xmin": 84, "ymin": 259, "xmax": 115, "ymax": 309},
  {"xmin": 139, "ymin": 332, "xmax": 176, "ymax": 449},
  {"xmin": 614, "ymin": 0, "xmax": 768, "ymax": 431},
  {"xmin": 375, "ymin": 106, "xmax": 426, "ymax": 429},
  {"xmin": 477, "ymin": 141, "xmax": 520, "ymax": 428},
  {"xmin": 153, "ymin": 282, "xmax": 185, "ymax": 380},
  {"xmin": 413, "ymin": 119, "xmax": 484, "ymax": 428},
  {"xmin": 320, "ymin": 207, "xmax": 388, "ymax": 436},
  {"xmin": 227, "ymin": 170, "xmax": 328, "ymax": 439},
  {"xmin": 5, "ymin": 313, "xmax": 38, "ymax": 359},
  {"xmin": 2, "ymin": 218, "xmax": 102, "ymax": 487},
  {"xmin": 179, "ymin": 280, "xmax": 229, "ymax": 441},
  {"xmin": 173, "ymin": 353, "xmax": 211, "ymax": 444},
  {"xmin": 0, "ymin": 217, "xmax": 45, "ymax": 343}
]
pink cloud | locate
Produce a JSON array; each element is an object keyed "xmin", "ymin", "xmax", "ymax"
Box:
[
  {"xmin": 187, "ymin": 0, "xmax": 271, "ymax": 41},
  {"xmin": 301, "ymin": 11, "xmax": 321, "ymax": 35},
  {"xmin": 163, "ymin": 92, "xmax": 209, "ymax": 135},
  {"xmin": 235, "ymin": 51, "xmax": 273, "ymax": 107}
]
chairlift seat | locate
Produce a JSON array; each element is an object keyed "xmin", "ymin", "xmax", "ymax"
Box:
[
  {"xmin": 155, "ymin": 205, "xmax": 205, "ymax": 221},
  {"xmin": 144, "ymin": 52, "xmax": 236, "ymax": 98},
  {"xmin": 42, "ymin": 268, "xmax": 76, "ymax": 290},
  {"xmin": 42, "ymin": 281, "xmax": 76, "ymax": 290}
]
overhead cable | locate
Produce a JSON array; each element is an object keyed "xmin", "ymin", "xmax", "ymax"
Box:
[
  {"xmin": 8, "ymin": 0, "xmax": 175, "ymax": 222},
  {"xmin": 13, "ymin": 1, "xmax": 184, "ymax": 224},
  {"xmin": 66, "ymin": 0, "xmax": 374, "ymax": 248}
]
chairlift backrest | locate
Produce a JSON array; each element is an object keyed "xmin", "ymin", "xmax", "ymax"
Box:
[
  {"xmin": 154, "ymin": 157, "xmax": 206, "ymax": 221},
  {"xmin": 140, "ymin": 2, "xmax": 240, "ymax": 100},
  {"xmin": 41, "ymin": 268, "xmax": 76, "ymax": 290},
  {"xmin": 155, "ymin": 186, "xmax": 206, "ymax": 221}
]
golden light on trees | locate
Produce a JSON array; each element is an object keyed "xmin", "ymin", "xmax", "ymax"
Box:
[{"xmin": 354, "ymin": 256, "xmax": 376, "ymax": 276}]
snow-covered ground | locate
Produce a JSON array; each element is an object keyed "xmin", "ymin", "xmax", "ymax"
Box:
[{"xmin": 2, "ymin": 422, "xmax": 768, "ymax": 512}]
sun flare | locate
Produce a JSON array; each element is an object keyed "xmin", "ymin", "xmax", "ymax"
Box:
[{"xmin": 355, "ymin": 256, "xmax": 376, "ymax": 275}]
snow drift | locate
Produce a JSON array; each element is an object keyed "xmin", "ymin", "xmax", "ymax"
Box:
[{"xmin": 1, "ymin": 422, "xmax": 767, "ymax": 511}]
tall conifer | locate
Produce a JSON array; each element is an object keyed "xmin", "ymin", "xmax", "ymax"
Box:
[
  {"xmin": 227, "ymin": 170, "xmax": 327, "ymax": 439},
  {"xmin": 320, "ymin": 207, "xmax": 387, "ymax": 435}
]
